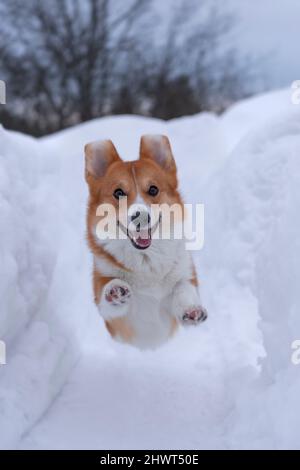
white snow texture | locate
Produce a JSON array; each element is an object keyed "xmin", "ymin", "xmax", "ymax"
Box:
[{"xmin": 0, "ymin": 88, "xmax": 299, "ymax": 449}]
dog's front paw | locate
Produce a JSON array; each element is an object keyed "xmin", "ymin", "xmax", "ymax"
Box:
[
  {"xmin": 181, "ymin": 306, "xmax": 208, "ymax": 326},
  {"xmin": 98, "ymin": 279, "xmax": 132, "ymax": 320},
  {"xmin": 104, "ymin": 280, "xmax": 131, "ymax": 306}
]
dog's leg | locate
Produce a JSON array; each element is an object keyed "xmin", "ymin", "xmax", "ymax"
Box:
[
  {"xmin": 171, "ymin": 279, "xmax": 207, "ymax": 326},
  {"xmin": 94, "ymin": 272, "xmax": 135, "ymax": 343},
  {"xmin": 93, "ymin": 270, "xmax": 132, "ymax": 320}
]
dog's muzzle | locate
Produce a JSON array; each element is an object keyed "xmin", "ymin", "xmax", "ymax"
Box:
[{"xmin": 118, "ymin": 206, "xmax": 161, "ymax": 250}]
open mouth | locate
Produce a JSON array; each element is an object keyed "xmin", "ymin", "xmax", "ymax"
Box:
[
  {"xmin": 128, "ymin": 227, "xmax": 152, "ymax": 250},
  {"xmin": 118, "ymin": 214, "xmax": 161, "ymax": 251}
]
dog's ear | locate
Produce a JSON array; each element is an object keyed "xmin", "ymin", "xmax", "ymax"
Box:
[
  {"xmin": 85, "ymin": 140, "xmax": 121, "ymax": 179},
  {"xmin": 139, "ymin": 135, "xmax": 176, "ymax": 172}
]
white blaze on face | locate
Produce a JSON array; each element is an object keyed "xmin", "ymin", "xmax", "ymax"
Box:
[
  {"xmin": 128, "ymin": 166, "xmax": 159, "ymax": 249},
  {"xmin": 128, "ymin": 202, "xmax": 151, "ymax": 248}
]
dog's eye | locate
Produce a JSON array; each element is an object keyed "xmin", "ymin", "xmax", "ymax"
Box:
[
  {"xmin": 148, "ymin": 185, "xmax": 159, "ymax": 197},
  {"xmin": 113, "ymin": 188, "xmax": 126, "ymax": 199}
]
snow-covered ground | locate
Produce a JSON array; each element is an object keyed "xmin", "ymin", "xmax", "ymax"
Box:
[{"xmin": 0, "ymin": 88, "xmax": 299, "ymax": 450}]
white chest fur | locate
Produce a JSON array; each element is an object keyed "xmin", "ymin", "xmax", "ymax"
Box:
[{"xmin": 95, "ymin": 238, "xmax": 195, "ymax": 348}]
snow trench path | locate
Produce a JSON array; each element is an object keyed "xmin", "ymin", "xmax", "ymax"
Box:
[
  {"xmin": 17, "ymin": 110, "xmax": 262, "ymax": 450},
  {"xmin": 19, "ymin": 275, "xmax": 260, "ymax": 450}
]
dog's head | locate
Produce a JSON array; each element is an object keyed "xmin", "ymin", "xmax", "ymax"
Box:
[{"xmin": 85, "ymin": 135, "xmax": 183, "ymax": 254}]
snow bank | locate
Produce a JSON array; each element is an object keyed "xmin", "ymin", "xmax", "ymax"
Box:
[
  {"xmin": 0, "ymin": 126, "xmax": 40, "ymax": 341},
  {"xmin": 233, "ymin": 111, "xmax": 300, "ymax": 449},
  {"xmin": 221, "ymin": 88, "xmax": 294, "ymax": 150},
  {"xmin": 201, "ymin": 106, "xmax": 300, "ymax": 449},
  {"xmin": 0, "ymin": 125, "xmax": 93, "ymax": 448}
]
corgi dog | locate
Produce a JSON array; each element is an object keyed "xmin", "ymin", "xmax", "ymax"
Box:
[{"xmin": 85, "ymin": 135, "xmax": 207, "ymax": 349}]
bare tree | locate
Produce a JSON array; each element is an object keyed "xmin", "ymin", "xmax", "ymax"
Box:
[
  {"xmin": 146, "ymin": 0, "xmax": 252, "ymax": 116},
  {"xmin": 0, "ymin": 0, "xmax": 149, "ymax": 134},
  {"xmin": 0, "ymin": 0, "xmax": 254, "ymax": 135}
]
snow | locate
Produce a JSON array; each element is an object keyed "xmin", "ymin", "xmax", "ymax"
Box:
[{"xmin": 0, "ymin": 89, "xmax": 299, "ymax": 449}]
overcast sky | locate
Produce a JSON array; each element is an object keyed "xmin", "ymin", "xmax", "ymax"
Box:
[
  {"xmin": 228, "ymin": 0, "xmax": 300, "ymax": 88},
  {"xmin": 156, "ymin": 0, "xmax": 300, "ymax": 90}
]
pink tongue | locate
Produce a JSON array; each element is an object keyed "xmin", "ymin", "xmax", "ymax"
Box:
[{"xmin": 136, "ymin": 236, "xmax": 151, "ymax": 248}]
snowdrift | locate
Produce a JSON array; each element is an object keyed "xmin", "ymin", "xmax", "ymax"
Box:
[
  {"xmin": 0, "ymin": 88, "xmax": 299, "ymax": 449},
  {"xmin": 202, "ymin": 106, "xmax": 300, "ymax": 449},
  {"xmin": 0, "ymin": 125, "xmax": 93, "ymax": 448}
]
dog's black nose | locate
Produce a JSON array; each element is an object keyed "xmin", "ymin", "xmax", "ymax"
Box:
[
  {"xmin": 130, "ymin": 211, "xmax": 140, "ymax": 223},
  {"xmin": 130, "ymin": 211, "xmax": 151, "ymax": 225},
  {"xmin": 130, "ymin": 210, "xmax": 151, "ymax": 228}
]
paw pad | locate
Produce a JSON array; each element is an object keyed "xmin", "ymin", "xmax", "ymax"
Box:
[
  {"xmin": 105, "ymin": 283, "xmax": 131, "ymax": 306},
  {"xmin": 182, "ymin": 306, "xmax": 208, "ymax": 325}
]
